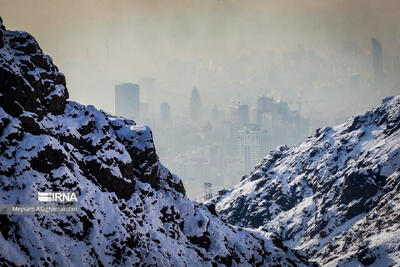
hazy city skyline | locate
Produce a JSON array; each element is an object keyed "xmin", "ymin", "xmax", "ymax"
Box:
[
  {"xmin": 1, "ymin": 0, "xmax": 400, "ymax": 120},
  {"xmin": 2, "ymin": 0, "xmax": 400, "ymax": 198}
]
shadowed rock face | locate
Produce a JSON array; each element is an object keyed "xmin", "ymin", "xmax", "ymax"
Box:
[
  {"xmin": 0, "ymin": 16, "xmax": 183, "ymax": 200},
  {"xmin": 0, "ymin": 20, "xmax": 67, "ymax": 117},
  {"xmin": 0, "ymin": 17, "xmax": 312, "ymax": 266},
  {"xmin": 213, "ymin": 95, "xmax": 400, "ymax": 265}
]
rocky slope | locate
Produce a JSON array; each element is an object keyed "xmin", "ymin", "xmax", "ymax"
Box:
[
  {"xmin": 213, "ymin": 95, "xmax": 400, "ymax": 266},
  {"xmin": 0, "ymin": 17, "xmax": 313, "ymax": 266}
]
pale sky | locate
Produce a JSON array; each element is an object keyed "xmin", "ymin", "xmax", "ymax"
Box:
[{"xmin": 1, "ymin": 0, "xmax": 400, "ymax": 118}]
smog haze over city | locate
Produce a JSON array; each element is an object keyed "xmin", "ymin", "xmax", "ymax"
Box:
[{"xmin": 3, "ymin": 0, "xmax": 400, "ymax": 199}]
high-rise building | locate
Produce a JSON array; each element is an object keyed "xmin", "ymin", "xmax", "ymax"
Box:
[
  {"xmin": 371, "ymin": 38, "xmax": 383, "ymax": 86},
  {"xmin": 257, "ymin": 96, "xmax": 274, "ymax": 124},
  {"xmin": 190, "ymin": 87, "xmax": 202, "ymax": 122},
  {"xmin": 231, "ymin": 104, "xmax": 249, "ymax": 125},
  {"xmin": 211, "ymin": 105, "xmax": 219, "ymax": 122},
  {"xmin": 115, "ymin": 83, "xmax": 140, "ymax": 119},
  {"xmin": 160, "ymin": 102, "xmax": 171, "ymax": 123},
  {"xmin": 237, "ymin": 124, "xmax": 267, "ymax": 173}
]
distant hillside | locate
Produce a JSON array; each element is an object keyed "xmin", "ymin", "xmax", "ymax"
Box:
[{"xmin": 213, "ymin": 95, "xmax": 400, "ymax": 266}]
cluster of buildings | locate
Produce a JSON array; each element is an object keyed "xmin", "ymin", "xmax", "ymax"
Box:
[
  {"xmin": 114, "ymin": 84, "xmax": 309, "ymax": 201},
  {"xmin": 113, "ymin": 37, "xmax": 397, "ymax": 201}
]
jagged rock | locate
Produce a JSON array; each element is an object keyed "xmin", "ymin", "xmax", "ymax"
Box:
[
  {"xmin": 0, "ymin": 22, "xmax": 68, "ymax": 117},
  {"xmin": 30, "ymin": 145, "xmax": 66, "ymax": 173},
  {"xmin": 213, "ymin": 96, "xmax": 400, "ymax": 266},
  {"xmin": 357, "ymin": 246, "xmax": 376, "ymax": 266}
]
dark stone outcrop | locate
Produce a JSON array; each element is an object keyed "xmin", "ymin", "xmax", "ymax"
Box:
[
  {"xmin": 30, "ymin": 145, "xmax": 66, "ymax": 173},
  {"xmin": 0, "ymin": 28, "xmax": 68, "ymax": 117}
]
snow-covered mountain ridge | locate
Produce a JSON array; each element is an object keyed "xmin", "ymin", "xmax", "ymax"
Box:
[
  {"xmin": 0, "ymin": 17, "xmax": 312, "ymax": 266},
  {"xmin": 213, "ymin": 95, "xmax": 400, "ymax": 266}
]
